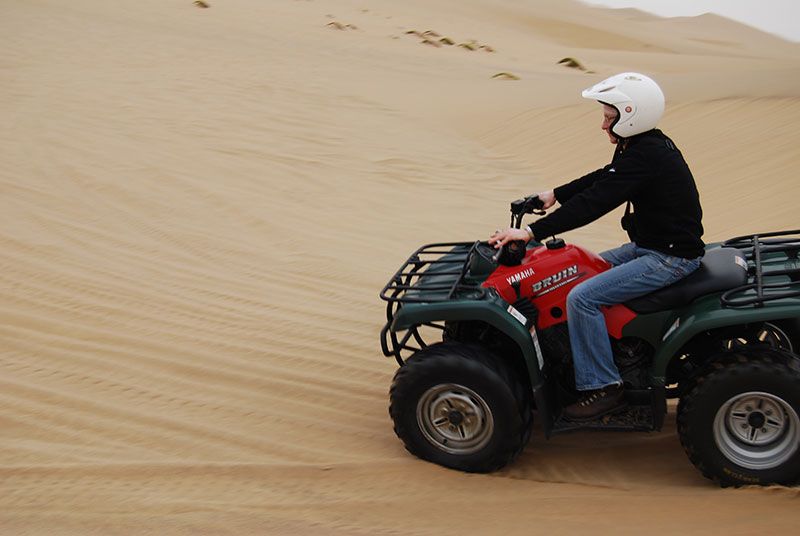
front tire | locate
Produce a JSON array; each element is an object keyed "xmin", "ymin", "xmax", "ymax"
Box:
[
  {"xmin": 678, "ymin": 348, "xmax": 800, "ymax": 486},
  {"xmin": 389, "ymin": 342, "xmax": 532, "ymax": 473}
]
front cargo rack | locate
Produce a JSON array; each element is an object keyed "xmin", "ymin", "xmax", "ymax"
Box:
[
  {"xmin": 379, "ymin": 241, "xmax": 485, "ymax": 364},
  {"xmin": 720, "ymin": 230, "xmax": 800, "ymax": 307},
  {"xmin": 380, "ymin": 241, "xmax": 483, "ymax": 304}
]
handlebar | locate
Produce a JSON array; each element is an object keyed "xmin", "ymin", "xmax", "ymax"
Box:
[
  {"xmin": 510, "ymin": 195, "xmax": 545, "ymax": 228},
  {"xmin": 489, "ymin": 195, "xmax": 547, "ymax": 266}
]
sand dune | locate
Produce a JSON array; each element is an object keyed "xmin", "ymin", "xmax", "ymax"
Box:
[{"xmin": 2, "ymin": 0, "xmax": 800, "ymax": 534}]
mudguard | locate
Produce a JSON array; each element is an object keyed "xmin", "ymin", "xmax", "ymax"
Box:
[
  {"xmin": 627, "ymin": 296, "xmax": 800, "ymax": 386},
  {"xmin": 390, "ymin": 297, "xmax": 544, "ymax": 387}
]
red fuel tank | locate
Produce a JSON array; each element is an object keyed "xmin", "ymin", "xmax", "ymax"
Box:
[{"xmin": 482, "ymin": 243, "xmax": 637, "ymax": 335}]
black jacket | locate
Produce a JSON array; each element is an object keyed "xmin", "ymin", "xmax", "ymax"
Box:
[{"xmin": 530, "ymin": 129, "xmax": 704, "ymax": 259}]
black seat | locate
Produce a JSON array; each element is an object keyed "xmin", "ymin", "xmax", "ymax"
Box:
[{"xmin": 624, "ymin": 247, "xmax": 749, "ymax": 314}]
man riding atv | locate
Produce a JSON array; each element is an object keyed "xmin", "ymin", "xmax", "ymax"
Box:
[
  {"xmin": 380, "ymin": 73, "xmax": 800, "ymax": 487},
  {"xmin": 490, "ymin": 72, "xmax": 705, "ymax": 422}
]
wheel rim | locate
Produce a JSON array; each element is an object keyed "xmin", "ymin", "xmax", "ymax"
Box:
[
  {"xmin": 417, "ymin": 383, "xmax": 494, "ymax": 455},
  {"xmin": 713, "ymin": 391, "xmax": 800, "ymax": 470}
]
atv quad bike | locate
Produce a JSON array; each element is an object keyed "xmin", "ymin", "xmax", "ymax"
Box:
[{"xmin": 379, "ymin": 195, "xmax": 800, "ymax": 486}]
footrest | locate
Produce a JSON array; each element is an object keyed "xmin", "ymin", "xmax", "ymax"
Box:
[{"xmin": 551, "ymin": 404, "xmax": 655, "ymax": 434}]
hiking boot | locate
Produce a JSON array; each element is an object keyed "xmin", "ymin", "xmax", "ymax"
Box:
[{"xmin": 562, "ymin": 385, "xmax": 627, "ymax": 422}]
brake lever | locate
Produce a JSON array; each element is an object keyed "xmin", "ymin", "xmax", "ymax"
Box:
[{"xmin": 491, "ymin": 243, "xmax": 504, "ymax": 263}]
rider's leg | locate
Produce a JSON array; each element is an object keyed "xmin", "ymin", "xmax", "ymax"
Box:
[{"xmin": 564, "ymin": 244, "xmax": 701, "ymax": 419}]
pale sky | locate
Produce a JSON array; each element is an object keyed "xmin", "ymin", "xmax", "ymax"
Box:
[{"xmin": 581, "ymin": 0, "xmax": 800, "ymax": 42}]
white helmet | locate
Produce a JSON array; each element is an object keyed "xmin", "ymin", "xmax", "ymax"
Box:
[{"xmin": 582, "ymin": 72, "xmax": 665, "ymax": 139}]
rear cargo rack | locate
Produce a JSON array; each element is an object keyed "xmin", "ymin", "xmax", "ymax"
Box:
[
  {"xmin": 720, "ymin": 230, "xmax": 800, "ymax": 307},
  {"xmin": 379, "ymin": 241, "xmax": 484, "ymax": 364}
]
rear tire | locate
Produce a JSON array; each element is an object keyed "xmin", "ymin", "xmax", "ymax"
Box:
[
  {"xmin": 389, "ymin": 342, "xmax": 532, "ymax": 473},
  {"xmin": 678, "ymin": 347, "xmax": 800, "ymax": 486}
]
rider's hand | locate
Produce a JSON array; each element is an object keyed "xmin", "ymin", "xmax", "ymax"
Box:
[
  {"xmin": 538, "ymin": 190, "xmax": 556, "ymax": 210},
  {"xmin": 490, "ymin": 228, "xmax": 530, "ymax": 248}
]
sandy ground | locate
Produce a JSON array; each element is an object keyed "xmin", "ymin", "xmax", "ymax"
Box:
[{"xmin": 2, "ymin": 0, "xmax": 800, "ymax": 534}]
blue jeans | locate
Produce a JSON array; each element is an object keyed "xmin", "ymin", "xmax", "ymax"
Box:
[{"xmin": 566, "ymin": 242, "xmax": 702, "ymax": 391}]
